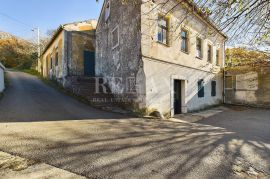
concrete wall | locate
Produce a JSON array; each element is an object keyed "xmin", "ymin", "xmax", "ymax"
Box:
[
  {"xmin": 96, "ymin": 0, "xmax": 145, "ymax": 105},
  {"xmin": 141, "ymin": 0, "xmax": 226, "ymax": 114},
  {"xmin": 0, "ymin": 63, "xmax": 5, "ymax": 93},
  {"xmin": 225, "ymin": 66, "xmax": 270, "ymax": 107}
]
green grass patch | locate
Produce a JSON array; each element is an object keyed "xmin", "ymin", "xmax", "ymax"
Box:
[{"xmin": 20, "ymin": 69, "xmax": 41, "ymax": 77}]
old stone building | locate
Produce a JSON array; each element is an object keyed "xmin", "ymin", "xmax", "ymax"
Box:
[
  {"xmin": 225, "ymin": 64, "xmax": 270, "ymax": 107},
  {"xmin": 41, "ymin": 20, "xmax": 97, "ymax": 87},
  {"xmin": 96, "ymin": 0, "xmax": 227, "ymax": 116}
]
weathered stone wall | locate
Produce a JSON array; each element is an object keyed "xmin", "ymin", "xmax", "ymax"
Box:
[
  {"xmin": 69, "ymin": 31, "xmax": 95, "ymax": 76},
  {"xmin": 96, "ymin": 0, "xmax": 145, "ymax": 106},
  {"xmin": 141, "ymin": 0, "xmax": 226, "ymax": 114},
  {"xmin": 0, "ymin": 63, "xmax": 5, "ymax": 93},
  {"xmin": 225, "ymin": 66, "xmax": 270, "ymax": 107}
]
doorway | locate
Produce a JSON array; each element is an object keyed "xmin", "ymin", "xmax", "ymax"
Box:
[
  {"xmin": 174, "ymin": 79, "xmax": 182, "ymax": 114},
  {"xmin": 84, "ymin": 50, "xmax": 95, "ymax": 76}
]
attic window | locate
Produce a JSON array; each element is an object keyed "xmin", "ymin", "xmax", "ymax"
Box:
[{"xmin": 105, "ymin": 1, "xmax": 110, "ymax": 22}]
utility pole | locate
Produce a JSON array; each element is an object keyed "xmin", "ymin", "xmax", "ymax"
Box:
[{"xmin": 32, "ymin": 27, "xmax": 41, "ymax": 71}]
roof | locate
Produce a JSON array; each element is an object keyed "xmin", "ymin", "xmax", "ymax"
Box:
[
  {"xmin": 42, "ymin": 20, "xmax": 97, "ymax": 56},
  {"xmin": 97, "ymin": 0, "xmax": 227, "ymax": 39}
]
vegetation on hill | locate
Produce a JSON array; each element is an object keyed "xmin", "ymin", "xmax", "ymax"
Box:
[{"xmin": 0, "ymin": 32, "xmax": 37, "ymax": 69}]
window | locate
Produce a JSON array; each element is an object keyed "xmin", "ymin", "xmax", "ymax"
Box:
[
  {"xmin": 207, "ymin": 44, "xmax": 212, "ymax": 62},
  {"xmin": 196, "ymin": 37, "xmax": 203, "ymax": 59},
  {"xmin": 157, "ymin": 16, "xmax": 168, "ymax": 45},
  {"xmin": 216, "ymin": 50, "xmax": 220, "ymax": 66},
  {"xmin": 111, "ymin": 26, "xmax": 119, "ymax": 49},
  {"xmin": 211, "ymin": 81, "xmax": 216, "ymax": 96},
  {"xmin": 55, "ymin": 51, "xmax": 58, "ymax": 66},
  {"xmin": 225, "ymin": 76, "xmax": 234, "ymax": 89},
  {"xmin": 105, "ymin": 0, "xmax": 110, "ymax": 22},
  {"xmin": 198, "ymin": 79, "xmax": 204, "ymax": 98},
  {"xmin": 50, "ymin": 56, "xmax": 53, "ymax": 69},
  {"xmin": 181, "ymin": 30, "xmax": 188, "ymax": 53}
]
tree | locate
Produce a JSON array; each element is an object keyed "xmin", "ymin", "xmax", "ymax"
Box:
[
  {"xmin": 226, "ymin": 47, "xmax": 270, "ymax": 66},
  {"xmin": 0, "ymin": 36, "xmax": 36, "ymax": 69},
  {"xmin": 97, "ymin": 0, "xmax": 269, "ymax": 48}
]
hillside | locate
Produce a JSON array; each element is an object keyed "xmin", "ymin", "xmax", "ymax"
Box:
[
  {"xmin": 0, "ymin": 31, "xmax": 37, "ymax": 69},
  {"xmin": 0, "ymin": 31, "xmax": 13, "ymax": 40}
]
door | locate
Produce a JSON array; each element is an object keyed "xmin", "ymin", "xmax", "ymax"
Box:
[
  {"xmin": 174, "ymin": 80, "xmax": 182, "ymax": 114},
  {"xmin": 84, "ymin": 51, "xmax": 95, "ymax": 76}
]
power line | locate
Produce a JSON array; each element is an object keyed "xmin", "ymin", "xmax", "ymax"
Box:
[{"xmin": 0, "ymin": 12, "xmax": 33, "ymax": 28}]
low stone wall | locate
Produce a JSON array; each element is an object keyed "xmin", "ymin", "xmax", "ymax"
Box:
[
  {"xmin": 225, "ymin": 65, "xmax": 270, "ymax": 107},
  {"xmin": 0, "ymin": 63, "xmax": 5, "ymax": 93}
]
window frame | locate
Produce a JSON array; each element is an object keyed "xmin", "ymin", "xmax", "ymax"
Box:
[
  {"xmin": 157, "ymin": 15, "xmax": 169, "ymax": 45},
  {"xmin": 207, "ymin": 44, "xmax": 212, "ymax": 63},
  {"xmin": 196, "ymin": 37, "xmax": 203, "ymax": 59},
  {"xmin": 180, "ymin": 29, "xmax": 189, "ymax": 53},
  {"xmin": 111, "ymin": 25, "xmax": 119, "ymax": 50},
  {"xmin": 198, "ymin": 79, "xmax": 205, "ymax": 98}
]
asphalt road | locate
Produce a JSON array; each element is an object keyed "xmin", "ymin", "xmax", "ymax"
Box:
[
  {"xmin": 0, "ymin": 71, "xmax": 269, "ymax": 179},
  {"xmin": 0, "ymin": 70, "xmax": 124, "ymax": 122}
]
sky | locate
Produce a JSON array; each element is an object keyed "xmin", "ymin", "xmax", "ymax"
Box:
[{"xmin": 0, "ymin": 0, "xmax": 104, "ymax": 40}]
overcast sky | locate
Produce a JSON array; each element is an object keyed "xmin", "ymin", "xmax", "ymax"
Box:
[{"xmin": 0, "ymin": 0, "xmax": 104, "ymax": 40}]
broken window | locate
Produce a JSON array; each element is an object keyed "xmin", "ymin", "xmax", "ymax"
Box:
[
  {"xmin": 207, "ymin": 44, "xmax": 212, "ymax": 62},
  {"xmin": 111, "ymin": 26, "xmax": 119, "ymax": 49},
  {"xmin": 157, "ymin": 16, "xmax": 168, "ymax": 45},
  {"xmin": 181, "ymin": 29, "xmax": 188, "ymax": 53},
  {"xmin": 198, "ymin": 79, "xmax": 204, "ymax": 98},
  {"xmin": 196, "ymin": 37, "xmax": 203, "ymax": 59},
  {"xmin": 105, "ymin": 0, "xmax": 110, "ymax": 22}
]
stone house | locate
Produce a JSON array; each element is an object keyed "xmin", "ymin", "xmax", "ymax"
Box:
[
  {"xmin": 41, "ymin": 20, "xmax": 97, "ymax": 87},
  {"xmin": 96, "ymin": 0, "xmax": 227, "ymax": 116}
]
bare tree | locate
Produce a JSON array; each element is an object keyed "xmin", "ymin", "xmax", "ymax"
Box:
[{"xmin": 97, "ymin": 0, "xmax": 270, "ymax": 48}]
